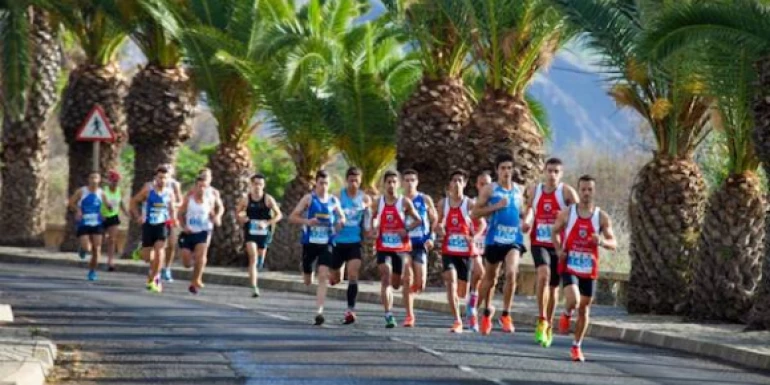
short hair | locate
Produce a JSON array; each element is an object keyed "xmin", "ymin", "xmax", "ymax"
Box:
[
  {"xmin": 346, "ymin": 167, "xmax": 362, "ymax": 178},
  {"xmin": 195, "ymin": 176, "xmax": 206, "ymax": 183},
  {"xmin": 449, "ymin": 169, "xmax": 468, "ymax": 181},
  {"xmin": 495, "ymin": 154, "xmax": 514, "ymax": 169},
  {"xmin": 199, "ymin": 167, "xmax": 212, "ymax": 174},
  {"xmin": 383, "ymin": 170, "xmax": 399, "ymax": 182},
  {"xmin": 88, "ymin": 171, "xmax": 100, "ymax": 177},
  {"xmin": 545, "ymin": 158, "xmax": 563, "ymax": 167},
  {"xmin": 155, "ymin": 166, "xmax": 169, "ymax": 175},
  {"xmin": 477, "ymin": 170, "xmax": 492, "ymax": 179},
  {"xmin": 251, "ymin": 173, "xmax": 265, "ymax": 181},
  {"xmin": 578, "ymin": 174, "xmax": 596, "ymax": 185},
  {"xmin": 315, "ymin": 170, "xmax": 329, "ymax": 180},
  {"xmin": 402, "ymin": 169, "xmax": 418, "ymax": 177}
]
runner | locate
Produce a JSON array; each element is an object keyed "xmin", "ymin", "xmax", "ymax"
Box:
[
  {"xmin": 101, "ymin": 170, "xmax": 129, "ymax": 272},
  {"xmin": 401, "ymin": 169, "xmax": 437, "ymax": 328},
  {"xmin": 467, "ymin": 171, "xmax": 491, "ymax": 331},
  {"xmin": 236, "ymin": 173, "xmax": 282, "ymax": 298},
  {"xmin": 551, "ymin": 175, "xmax": 617, "ymax": 362},
  {"xmin": 197, "ymin": 168, "xmax": 224, "ymax": 234},
  {"xmin": 369, "ymin": 170, "xmax": 423, "ymax": 328},
  {"xmin": 471, "ymin": 154, "xmax": 526, "ymax": 336},
  {"xmin": 331, "ymin": 167, "xmax": 372, "ymax": 325},
  {"xmin": 130, "ymin": 166, "xmax": 176, "ymax": 293},
  {"xmin": 521, "ymin": 158, "xmax": 578, "ymax": 347},
  {"xmin": 159, "ymin": 164, "xmax": 183, "ymax": 283},
  {"xmin": 68, "ymin": 172, "xmax": 113, "ymax": 281},
  {"xmin": 177, "ymin": 176, "xmax": 215, "ymax": 295},
  {"xmin": 289, "ymin": 170, "xmax": 346, "ymax": 326},
  {"xmin": 435, "ymin": 169, "xmax": 480, "ymax": 333}
]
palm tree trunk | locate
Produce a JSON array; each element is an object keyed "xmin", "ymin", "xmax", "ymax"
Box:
[
  {"xmin": 122, "ymin": 65, "xmax": 194, "ymax": 258},
  {"xmin": 0, "ymin": 8, "xmax": 61, "ymax": 246},
  {"xmin": 207, "ymin": 143, "xmax": 253, "ymax": 266},
  {"xmin": 58, "ymin": 63, "xmax": 127, "ymax": 251},
  {"xmin": 689, "ymin": 173, "xmax": 765, "ymax": 322},
  {"xmin": 268, "ymin": 175, "xmax": 313, "ymax": 271},
  {"xmin": 627, "ymin": 156, "xmax": 706, "ymax": 314}
]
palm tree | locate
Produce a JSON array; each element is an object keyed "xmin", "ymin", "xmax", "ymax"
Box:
[
  {"xmin": 383, "ymin": 0, "xmax": 473, "ymax": 200},
  {"xmin": 122, "ymin": 0, "xmax": 196, "ymax": 257},
  {"xmin": 0, "ymin": 4, "xmax": 62, "ymax": 246},
  {"xmin": 639, "ymin": 0, "xmax": 770, "ymax": 328},
  {"xmin": 553, "ymin": 0, "xmax": 711, "ymax": 315},
  {"xmin": 36, "ymin": 0, "xmax": 129, "ymax": 251}
]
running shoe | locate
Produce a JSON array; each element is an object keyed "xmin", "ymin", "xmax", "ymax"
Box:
[
  {"xmin": 314, "ymin": 314, "xmax": 325, "ymax": 326},
  {"xmin": 480, "ymin": 307, "xmax": 495, "ymax": 336},
  {"xmin": 571, "ymin": 345, "xmax": 585, "ymax": 362},
  {"xmin": 558, "ymin": 313, "xmax": 572, "ymax": 335},
  {"xmin": 499, "ymin": 314, "xmax": 515, "ymax": 334},
  {"xmin": 343, "ymin": 310, "xmax": 356, "ymax": 325},
  {"xmin": 535, "ymin": 319, "xmax": 548, "ymax": 343},
  {"xmin": 87, "ymin": 270, "xmax": 97, "ymax": 281},
  {"xmin": 467, "ymin": 313, "xmax": 479, "ymax": 333},
  {"xmin": 385, "ymin": 314, "xmax": 397, "ymax": 329},
  {"xmin": 131, "ymin": 245, "xmax": 142, "ymax": 261},
  {"xmin": 410, "ymin": 284, "xmax": 422, "ymax": 294},
  {"xmin": 403, "ymin": 314, "xmax": 415, "ymax": 328},
  {"xmin": 542, "ymin": 326, "xmax": 554, "ymax": 348},
  {"xmin": 450, "ymin": 320, "xmax": 463, "ymax": 334},
  {"xmin": 161, "ymin": 268, "xmax": 174, "ymax": 282},
  {"xmin": 188, "ymin": 285, "xmax": 199, "ymax": 295},
  {"xmin": 252, "ymin": 287, "xmax": 260, "ymax": 298},
  {"xmin": 78, "ymin": 248, "xmax": 88, "ymax": 260}
]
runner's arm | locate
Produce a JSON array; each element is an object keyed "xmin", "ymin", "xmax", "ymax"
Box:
[
  {"xmin": 598, "ymin": 211, "xmax": 617, "ymax": 251},
  {"xmin": 177, "ymin": 195, "xmax": 189, "ymax": 225},
  {"xmin": 425, "ymin": 195, "xmax": 438, "ymax": 230},
  {"xmin": 235, "ymin": 194, "xmax": 248, "ymax": 224},
  {"xmin": 564, "ymin": 184, "xmax": 579, "ymax": 205},
  {"xmin": 119, "ymin": 199, "xmax": 130, "ymax": 217},
  {"xmin": 67, "ymin": 189, "xmax": 82, "ymax": 212},
  {"xmin": 468, "ymin": 200, "xmax": 486, "ymax": 236},
  {"xmin": 212, "ymin": 188, "xmax": 224, "ymax": 221},
  {"xmin": 101, "ymin": 191, "xmax": 114, "ymax": 211},
  {"xmin": 434, "ymin": 198, "xmax": 446, "ymax": 236},
  {"xmin": 129, "ymin": 186, "xmax": 149, "ymax": 220},
  {"xmin": 551, "ymin": 210, "xmax": 570, "ymax": 257},
  {"xmin": 403, "ymin": 198, "xmax": 423, "ymax": 231},
  {"xmin": 471, "ymin": 184, "xmax": 501, "ymax": 218},
  {"xmin": 521, "ymin": 184, "xmax": 535, "ymax": 231},
  {"xmin": 367, "ymin": 197, "xmax": 380, "ymax": 236},
  {"xmin": 334, "ymin": 198, "xmax": 347, "ymax": 227},
  {"xmin": 288, "ymin": 195, "xmax": 313, "ymax": 225},
  {"xmin": 266, "ymin": 195, "xmax": 283, "ymax": 225}
]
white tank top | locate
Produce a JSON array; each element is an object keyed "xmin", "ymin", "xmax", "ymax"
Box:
[{"xmin": 186, "ymin": 195, "xmax": 213, "ymax": 233}]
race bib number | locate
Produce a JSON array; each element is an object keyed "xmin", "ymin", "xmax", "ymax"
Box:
[
  {"xmin": 408, "ymin": 226, "xmax": 425, "ymax": 239},
  {"xmin": 82, "ymin": 213, "xmax": 99, "ymax": 227},
  {"xmin": 344, "ymin": 208, "xmax": 362, "ymax": 227},
  {"xmin": 149, "ymin": 210, "xmax": 164, "ymax": 225},
  {"xmin": 447, "ymin": 234, "xmax": 470, "ymax": 253},
  {"xmin": 535, "ymin": 223, "xmax": 553, "ymax": 244},
  {"xmin": 309, "ymin": 226, "xmax": 330, "ymax": 244},
  {"xmin": 381, "ymin": 232, "xmax": 403, "ymax": 249},
  {"xmin": 473, "ymin": 235, "xmax": 485, "ymax": 253},
  {"xmin": 492, "ymin": 224, "xmax": 518, "ymax": 245},
  {"xmin": 188, "ymin": 216, "xmax": 206, "ymax": 228},
  {"xmin": 249, "ymin": 220, "xmax": 268, "ymax": 235},
  {"xmin": 566, "ymin": 251, "xmax": 595, "ymax": 275}
]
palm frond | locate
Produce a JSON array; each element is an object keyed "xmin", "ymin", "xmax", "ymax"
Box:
[
  {"xmin": 0, "ymin": 3, "xmax": 31, "ymax": 121},
  {"xmin": 526, "ymin": 93, "xmax": 552, "ymax": 141}
]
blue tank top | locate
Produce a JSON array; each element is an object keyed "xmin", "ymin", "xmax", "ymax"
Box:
[
  {"xmin": 145, "ymin": 186, "xmax": 172, "ymax": 225},
  {"xmin": 335, "ymin": 188, "xmax": 366, "ymax": 244},
  {"xmin": 302, "ymin": 193, "xmax": 338, "ymax": 245},
  {"xmin": 408, "ymin": 193, "xmax": 431, "ymax": 245},
  {"xmin": 485, "ymin": 182, "xmax": 524, "ymax": 246},
  {"xmin": 79, "ymin": 187, "xmax": 103, "ymax": 227}
]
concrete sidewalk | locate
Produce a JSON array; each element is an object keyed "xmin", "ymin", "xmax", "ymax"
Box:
[
  {"xmin": 0, "ymin": 246, "xmax": 768, "ymax": 373},
  {"xmin": 0, "ymin": 303, "xmax": 57, "ymax": 385}
]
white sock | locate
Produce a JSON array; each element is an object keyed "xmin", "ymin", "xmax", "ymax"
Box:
[
  {"xmin": 317, "ymin": 306, "xmax": 323, "ymax": 315},
  {"xmin": 573, "ymin": 341, "xmax": 581, "ymax": 347},
  {"xmin": 385, "ymin": 311, "xmax": 393, "ymax": 318}
]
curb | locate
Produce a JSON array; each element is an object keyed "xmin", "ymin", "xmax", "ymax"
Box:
[
  {"xmin": 0, "ymin": 250, "xmax": 767, "ymax": 372},
  {"xmin": 0, "ymin": 304, "xmax": 57, "ymax": 385}
]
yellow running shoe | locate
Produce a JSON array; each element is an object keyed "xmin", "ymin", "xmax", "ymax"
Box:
[
  {"xmin": 535, "ymin": 319, "xmax": 547, "ymax": 343},
  {"xmin": 542, "ymin": 326, "xmax": 553, "ymax": 348}
]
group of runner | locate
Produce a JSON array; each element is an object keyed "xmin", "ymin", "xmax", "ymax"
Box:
[{"xmin": 68, "ymin": 153, "xmax": 617, "ymax": 362}]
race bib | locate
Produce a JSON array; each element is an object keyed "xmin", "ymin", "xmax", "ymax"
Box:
[
  {"xmin": 249, "ymin": 220, "xmax": 268, "ymax": 236},
  {"xmin": 381, "ymin": 232, "xmax": 403, "ymax": 249},
  {"xmin": 473, "ymin": 235, "xmax": 485, "ymax": 253},
  {"xmin": 82, "ymin": 213, "xmax": 100, "ymax": 227},
  {"xmin": 309, "ymin": 226, "xmax": 330, "ymax": 244},
  {"xmin": 408, "ymin": 226, "xmax": 425, "ymax": 239},
  {"xmin": 447, "ymin": 234, "xmax": 470, "ymax": 253},
  {"xmin": 344, "ymin": 208, "xmax": 362, "ymax": 227},
  {"xmin": 148, "ymin": 210, "xmax": 164, "ymax": 225},
  {"xmin": 492, "ymin": 224, "xmax": 518, "ymax": 245},
  {"xmin": 188, "ymin": 216, "xmax": 206, "ymax": 228},
  {"xmin": 566, "ymin": 251, "xmax": 594, "ymax": 275},
  {"xmin": 535, "ymin": 223, "xmax": 553, "ymax": 244}
]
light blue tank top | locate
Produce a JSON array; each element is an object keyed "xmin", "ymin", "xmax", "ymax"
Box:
[
  {"xmin": 79, "ymin": 187, "xmax": 103, "ymax": 227},
  {"xmin": 485, "ymin": 183, "xmax": 524, "ymax": 246},
  {"xmin": 335, "ymin": 188, "xmax": 366, "ymax": 244}
]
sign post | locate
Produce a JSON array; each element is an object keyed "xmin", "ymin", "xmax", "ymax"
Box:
[{"xmin": 76, "ymin": 105, "xmax": 116, "ymax": 173}]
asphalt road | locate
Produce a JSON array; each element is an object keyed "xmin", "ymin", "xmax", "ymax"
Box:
[{"xmin": 0, "ymin": 262, "xmax": 767, "ymax": 385}]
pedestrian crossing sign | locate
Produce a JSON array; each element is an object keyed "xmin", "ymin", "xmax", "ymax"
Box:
[{"xmin": 76, "ymin": 105, "xmax": 116, "ymax": 142}]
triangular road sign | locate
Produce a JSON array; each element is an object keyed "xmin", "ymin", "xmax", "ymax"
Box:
[{"xmin": 76, "ymin": 105, "xmax": 116, "ymax": 142}]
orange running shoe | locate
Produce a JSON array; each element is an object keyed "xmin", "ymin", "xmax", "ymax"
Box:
[
  {"xmin": 559, "ymin": 312, "xmax": 572, "ymax": 335},
  {"xmin": 403, "ymin": 314, "xmax": 415, "ymax": 328},
  {"xmin": 571, "ymin": 345, "xmax": 585, "ymax": 362},
  {"xmin": 479, "ymin": 307, "xmax": 495, "ymax": 335},
  {"xmin": 450, "ymin": 320, "xmax": 463, "ymax": 333},
  {"xmin": 499, "ymin": 314, "xmax": 515, "ymax": 334}
]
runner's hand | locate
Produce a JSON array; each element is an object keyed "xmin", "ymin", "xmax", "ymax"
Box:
[
  {"xmin": 592, "ymin": 234, "xmax": 602, "ymax": 247},
  {"xmin": 434, "ymin": 226, "xmax": 445, "ymax": 238},
  {"xmin": 306, "ymin": 218, "xmax": 320, "ymax": 227},
  {"xmin": 184, "ymin": 225, "xmax": 193, "ymax": 234},
  {"xmin": 396, "ymin": 229, "xmax": 408, "ymax": 238},
  {"xmin": 495, "ymin": 197, "xmax": 509, "ymax": 211},
  {"xmin": 425, "ymin": 239, "xmax": 434, "ymax": 251},
  {"xmin": 556, "ymin": 248, "xmax": 566, "ymax": 261},
  {"xmin": 521, "ymin": 222, "xmax": 531, "ymax": 233},
  {"xmin": 137, "ymin": 216, "xmax": 145, "ymax": 225},
  {"xmin": 257, "ymin": 220, "xmax": 268, "ymax": 229},
  {"xmin": 214, "ymin": 216, "xmax": 222, "ymax": 227}
]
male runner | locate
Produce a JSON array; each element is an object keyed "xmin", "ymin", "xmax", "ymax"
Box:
[
  {"xmin": 159, "ymin": 164, "xmax": 183, "ymax": 282},
  {"xmin": 289, "ymin": 170, "xmax": 346, "ymax": 326},
  {"xmin": 471, "ymin": 154, "xmax": 526, "ymax": 336},
  {"xmin": 521, "ymin": 158, "xmax": 578, "ymax": 347},
  {"xmin": 369, "ymin": 170, "xmax": 423, "ymax": 328},
  {"xmin": 68, "ymin": 172, "xmax": 113, "ymax": 281},
  {"xmin": 198, "ymin": 168, "xmax": 224, "ymax": 233},
  {"xmin": 467, "ymin": 171, "xmax": 491, "ymax": 331},
  {"xmin": 332, "ymin": 167, "xmax": 372, "ymax": 324},
  {"xmin": 401, "ymin": 169, "xmax": 437, "ymax": 328},
  {"xmin": 436, "ymin": 169, "xmax": 480, "ymax": 333},
  {"xmin": 177, "ymin": 176, "xmax": 215, "ymax": 294},
  {"xmin": 101, "ymin": 170, "xmax": 129, "ymax": 272},
  {"xmin": 551, "ymin": 175, "xmax": 616, "ymax": 362},
  {"xmin": 130, "ymin": 166, "xmax": 176, "ymax": 293},
  {"xmin": 236, "ymin": 173, "xmax": 282, "ymax": 298}
]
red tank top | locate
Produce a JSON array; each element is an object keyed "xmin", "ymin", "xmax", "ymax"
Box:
[
  {"xmin": 441, "ymin": 197, "xmax": 473, "ymax": 257},
  {"xmin": 375, "ymin": 196, "xmax": 411, "ymax": 252},
  {"xmin": 559, "ymin": 205, "xmax": 601, "ymax": 279},
  {"xmin": 530, "ymin": 183, "xmax": 566, "ymax": 247}
]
